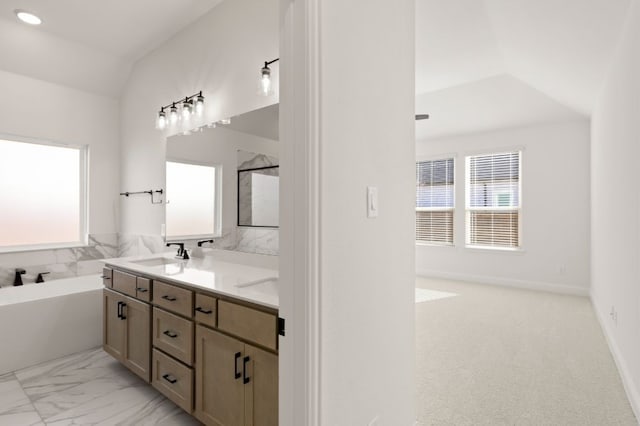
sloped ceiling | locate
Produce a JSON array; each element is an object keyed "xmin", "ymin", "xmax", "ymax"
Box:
[
  {"xmin": 0, "ymin": 0, "xmax": 223, "ymax": 97},
  {"xmin": 415, "ymin": 0, "xmax": 633, "ymax": 140},
  {"xmin": 415, "ymin": 74, "xmax": 585, "ymax": 141}
]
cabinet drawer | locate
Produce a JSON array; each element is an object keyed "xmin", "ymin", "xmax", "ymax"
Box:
[
  {"xmin": 153, "ymin": 281, "xmax": 193, "ymax": 318},
  {"xmin": 102, "ymin": 267, "xmax": 113, "ymax": 288},
  {"xmin": 152, "ymin": 349, "xmax": 193, "ymax": 413},
  {"xmin": 194, "ymin": 294, "xmax": 216, "ymax": 328},
  {"xmin": 112, "ymin": 270, "xmax": 136, "ymax": 297},
  {"xmin": 218, "ymin": 300, "xmax": 277, "ymax": 351},
  {"xmin": 136, "ymin": 277, "xmax": 151, "ymax": 302},
  {"xmin": 153, "ymin": 308, "xmax": 194, "ymax": 365}
]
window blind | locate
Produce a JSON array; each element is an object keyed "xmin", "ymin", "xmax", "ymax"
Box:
[
  {"xmin": 416, "ymin": 158, "xmax": 454, "ymax": 244},
  {"xmin": 466, "ymin": 151, "xmax": 521, "ymax": 248}
]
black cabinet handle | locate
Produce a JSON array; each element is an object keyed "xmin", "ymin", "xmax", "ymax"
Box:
[
  {"xmin": 163, "ymin": 330, "xmax": 178, "ymax": 338},
  {"xmin": 243, "ymin": 356, "xmax": 251, "ymax": 384},
  {"xmin": 161, "ymin": 295, "xmax": 177, "ymax": 302},
  {"xmin": 101, "ymin": 276, "xmax": 111, "ymax": 280},
  {"xmin": 162, "ymin": 374, "xmax": 177, "ymax": 384},
  {"xmin": 120, "ymin": 303, "xmax": 127, "ymax": 320},
  {"xmin": 234, "ymin": 352, "xmax": 242, "ymax": 379},
  {"xmin": 136, "ymin": 287, "xmax": 148, "ymax": 293},
  {"xmin": 195, "ymin": 307, "xmax": 212, "ymax": 315},
  {"xmin": 116, "ymin": 301, "xmax": 122, "ymax": 319}
]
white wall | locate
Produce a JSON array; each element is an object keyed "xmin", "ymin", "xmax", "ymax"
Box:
[
  {"xmin": 120, "ymin": 0, "xmax": 278, "ymax": 238},
  {"xmin": 316, "ymin": 0, "xmax": 416, "ymax": 424},
  {"xmin": 0, "ymin": 69, "xmax": 120, "ymax": 236},
  {"xmin": 591, "ymin": 0, "xmax": 640, "ymax": 416},
  {"xmin": 416, "ymin": 121, "xmax": 591, "ymax": 295}
]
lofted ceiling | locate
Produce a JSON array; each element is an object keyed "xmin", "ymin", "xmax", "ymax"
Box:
[
  {"xmin": 415, "ymin": 0, "xmax": 633, "ymax": 140},
  {"xmin": 0, "ymin": 0, "xmax": 223, "ymax": 97}
]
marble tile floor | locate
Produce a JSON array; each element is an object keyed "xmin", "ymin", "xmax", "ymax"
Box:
[{"xmin": 0, "ymin": 348, "xmax": 201, "ymax": 425}]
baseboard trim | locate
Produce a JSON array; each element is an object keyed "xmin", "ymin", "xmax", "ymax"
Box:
[
  {"xmin": 415, "ymin": 269, "xmax": 589, "ymax": 296},
  {"xmin": 591, "ymin": 295, "xmax": 640, "ymax": 423}
]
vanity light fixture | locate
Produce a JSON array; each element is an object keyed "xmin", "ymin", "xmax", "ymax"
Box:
[
  {"xmin": 169, "ymin": 103, "xmax": 179, "ymax": 124},
  {"xmin": 182, "ymin": 97, "xmax": 193, "ymax": 120},
  {"xmin": 157, "ymin": 108, "xmax": 167, "ymax": 130},
  {"xmin": 15, "ymin": 9, "xmax": 42, "ymax": 25},
  {"xmin": 156, "ymin": 92, "xmax": 204, "ymax": 130},
  {"xmin": 260, "ymin": 58, "xmax": 279, "ymax": 96},
  {"xmin": 195, "ymin": 93, "xmax": 205, "ymax": 115}
]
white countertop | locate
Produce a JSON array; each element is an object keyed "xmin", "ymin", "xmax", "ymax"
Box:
[{"xmin": 103, "ymin": 253, "xmax": 279, "ymax": 310}]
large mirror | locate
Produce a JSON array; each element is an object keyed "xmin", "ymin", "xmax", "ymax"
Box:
[{"xmin": 165, "ymin": 104, "xmax": 279, "ymax": 254}]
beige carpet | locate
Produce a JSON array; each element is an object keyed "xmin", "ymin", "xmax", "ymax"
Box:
[{"xmin": 415, "ymin": 276, "xmax": 638, "ymax": 426}]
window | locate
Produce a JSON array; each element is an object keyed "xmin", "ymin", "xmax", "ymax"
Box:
[
  {"xmin": 415, "ymin": 158, "xmax": 454, "ymax": 245},
  {"xmin": 165, "ymin": 161, "xmax": 221, "ymax": 240},
  {"xmin": 0, "ymin": 137, "xmax": 87, "ymax": 250},
  {"xmin": 466, "ymin": 151, "xmax": 521, "ymax": 249}
]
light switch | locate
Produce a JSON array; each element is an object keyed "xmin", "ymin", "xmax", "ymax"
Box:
[{"xmin": 367, "ymin": 186, "xmax": 378, "ymax": 218}]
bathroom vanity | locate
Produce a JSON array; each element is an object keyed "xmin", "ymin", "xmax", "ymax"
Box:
[{"xmin": 101, "ymin": 253, "xmax": 279, "ymax": 426}]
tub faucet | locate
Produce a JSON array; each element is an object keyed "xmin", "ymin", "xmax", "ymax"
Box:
[
  {"xmin": 14, "ymin": 268, "xmax": 26, "ymax": 286},
  {"xmin": 36, "ymin": 272, "xmax": 50, "ymax": 283}
]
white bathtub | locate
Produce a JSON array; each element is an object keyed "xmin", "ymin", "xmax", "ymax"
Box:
[{"xmin": 0, "ymin": 274, "xmax": 103, "ymax": 375}]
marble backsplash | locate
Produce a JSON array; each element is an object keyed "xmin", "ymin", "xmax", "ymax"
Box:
[
  {"xmin": 0, "ymin": 234, "xmax": 118, "ymax": 288},
  {"xmin": 0, "ymin": 229, "xmax": 278, "ymax": 287}
]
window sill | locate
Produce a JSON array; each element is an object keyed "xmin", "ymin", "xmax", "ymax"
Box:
[
  {"xmin": 464, "ymin": 245, "xmax": 526, "ymax": 255},
  {"xmin": 416, "ymin": 242, "xmax": 455, "ymax": 248},
  {"xmin": 0, "ymin": 241, "xmax": 90, "ymax": 255}
]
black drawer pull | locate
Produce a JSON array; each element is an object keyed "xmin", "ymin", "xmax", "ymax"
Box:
[
  {"xmin": 136, "ymin": 287, "xmax": 148, "ymax": 293},
  {"xmin": 195, "ymin": 307, "xmax": 212, "ymax": 315},
  {"xmin": 101, "ymin": 276, "xmax": 111, "ymax": 280},
  {"xmin": 234, "ymin": 352, "xmax": 242, "ymax": 379},
  {"xmin": 161, "ymin": 295, "xmax": 176, "ymax": 302},
  {"xmin": 162, "ymin": 374, "xmax": 177, "ymax": 384},
  {"xmin": 243, "ymin": 356, "xmax": 251, "ymax": 384},
  {"xmin": 163, "ymin": 330, "xmax": 178, "ymax": 338}
]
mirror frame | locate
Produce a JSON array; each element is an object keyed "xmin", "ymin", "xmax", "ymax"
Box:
[{"xmin": 237, "ymin": 165, "xmax": 280, "ymax": 228}]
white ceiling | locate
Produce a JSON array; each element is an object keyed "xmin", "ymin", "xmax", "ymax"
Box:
[
  {"xmin": 0, "ymin": 0, "xmax": 222, "ymax": 60},
  {"xmin": 415, "ymin": 74, "xmax": 584, "ymax": 141},
  {"xmin": 0, "ymin": 0, "xmax": 223, "ymax": 97},
  {"xmin": 415, "ymin": 0, "xmax": 633, "ymax": 140},
  {"xmin": 227, "ymin": 104, "xmax": 279, "ymax": 141}
]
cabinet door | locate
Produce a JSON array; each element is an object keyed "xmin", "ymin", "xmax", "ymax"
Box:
[
  {"xmin": 195, "ymin": 325, "xmax": 245, "ymax": 426},
  {"xmin": 244, "ymin": 344, "xmax": 278, "ymax": 426},
  {"xmin": 122, "ymin": 296, "xmax": 151, "ymax": 382},
  {"xmin": 103, "ymin": 289, "xmax": 125, "ymax": 360}
]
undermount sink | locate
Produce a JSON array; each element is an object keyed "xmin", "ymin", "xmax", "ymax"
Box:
[{"xmin": 131, "ymin": 257, "xmax": 181, "ymax": 267}]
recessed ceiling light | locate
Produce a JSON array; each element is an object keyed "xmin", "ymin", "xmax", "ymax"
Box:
[{"xmin": 14, "ymin": 9, "xmax": 42, "ymax": 25}]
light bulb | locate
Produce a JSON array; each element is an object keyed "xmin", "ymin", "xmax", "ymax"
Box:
[
  {"xmin": 220, "ymin": 118, "xmax": 231, "ymax": 125},
  {"xmin": 15, "ymin": 10, "xmax": 42, "ymax": 25},
  {"xmin": 195, "ymin": 93, "xmax": 205, "ymax": 115},
  {"xmin": 260, "ymin": 65, "xmax": 272, "ymax": 96},
  {"xmin": 169, "ymin": 104, "xmax": 178, "ymax": 124},
  {"xmin": 182, "ymin": 99, "xmax": 193, "ymax": 120},
  {"xmin": 157, "ymin": 110, "xmax": 167, "ymax": 130}
]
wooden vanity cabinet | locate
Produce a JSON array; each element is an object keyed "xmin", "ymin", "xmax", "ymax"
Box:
[
  {"xmin": 104, "ymin": 267, "xmax": 279, "ymax": 425},
  {"xmin": 194, "ymin": 325, "xmax": 278, "ymax": 426},
  {"xmin": 103, "ymin": 288, "xmax": 151, "ymax": 382}
]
